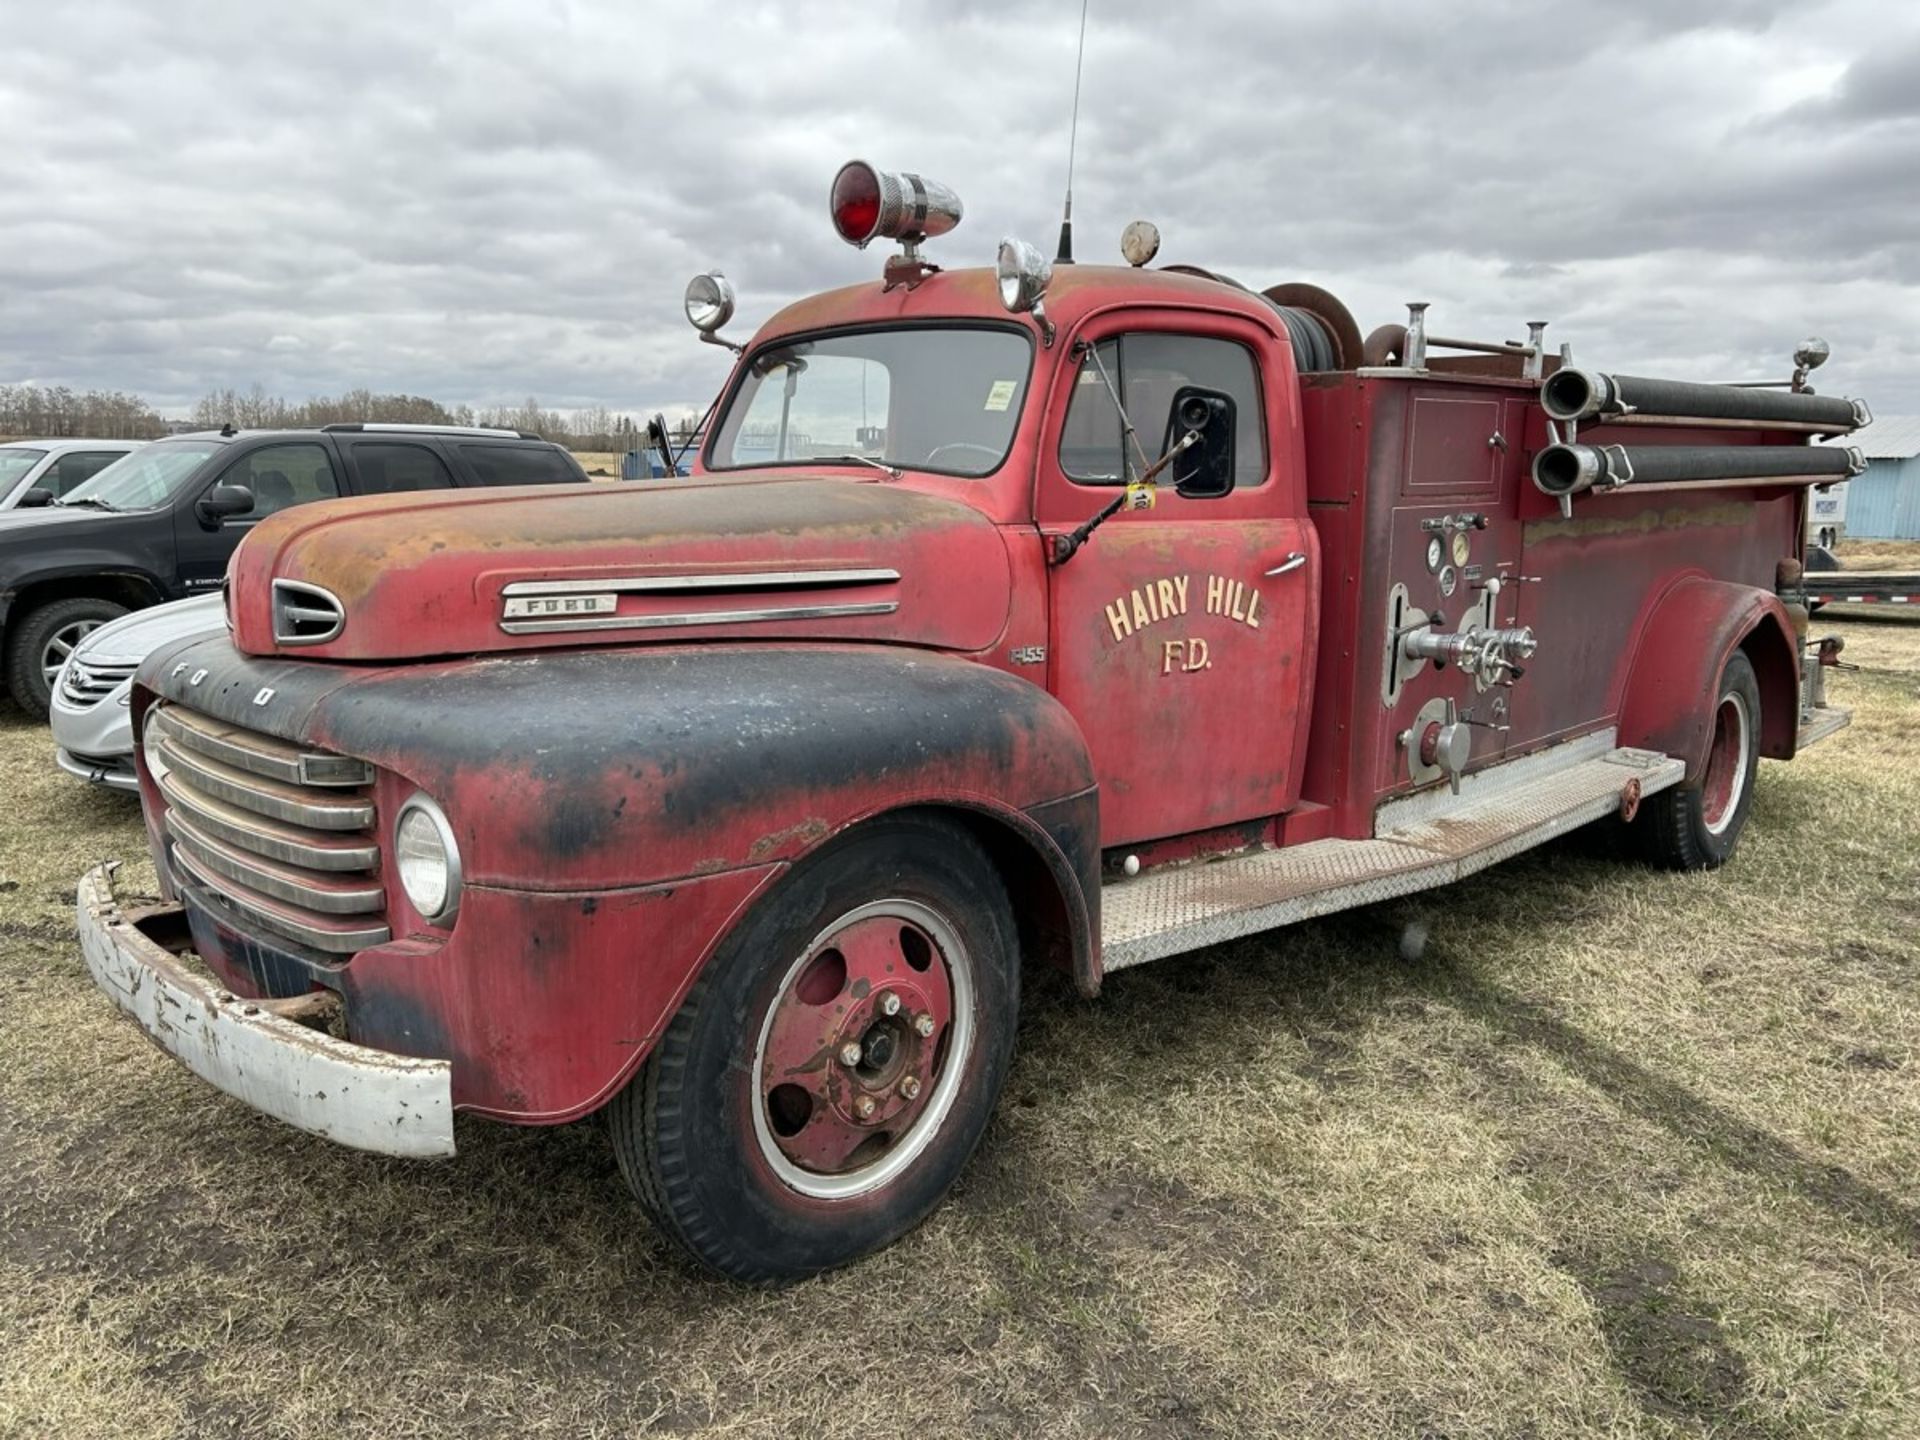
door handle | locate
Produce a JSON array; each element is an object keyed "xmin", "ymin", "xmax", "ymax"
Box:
[{"xmin": 1265, "ymin": 552, "xmax": 1307, "ymax": 577}]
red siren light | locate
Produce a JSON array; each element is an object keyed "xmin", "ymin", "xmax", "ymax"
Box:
[{"xmin": 829, "ymin": 160, "xmax": 963, "ymax": 250}]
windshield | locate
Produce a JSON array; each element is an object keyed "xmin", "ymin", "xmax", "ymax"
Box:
[
  {"xmin": 0, "ymin": 449, "xmax": 46, "ymax": 488},
  {"xmin": 62, "ymin": 441, "xmax": 224, "ymax": 511},
  {"xmin": 709, "ymin": 327, "xmax": 1032, "ymax": 477}
]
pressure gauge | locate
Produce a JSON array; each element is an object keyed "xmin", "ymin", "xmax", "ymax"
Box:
[
  {"xmin": 1438, "ymin": 564, "xmax": 1458, "ymax": 597},
  {"xmin": 1425, "ymin": 536, "xmax": 1444, "ymax": 572},
  {"xmin": 1451, "ymin": 531, "xmax": 1471, "ymax": 566}
]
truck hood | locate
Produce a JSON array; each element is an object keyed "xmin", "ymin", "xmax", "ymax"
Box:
[
  {"xmin": 0, "ymin": 503, "xmax": 124, "ymax": 538},
  {"xmin": 226, "ymin": 475, "xmax": 1016, "ymax": 661}
]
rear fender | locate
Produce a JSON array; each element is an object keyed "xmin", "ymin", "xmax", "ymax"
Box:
[{"xmin": 1616, "ymin": 578, "xmax": 1800, "ymax": 780}]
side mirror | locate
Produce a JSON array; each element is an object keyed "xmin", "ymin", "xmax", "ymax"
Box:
[
  {"xmin": 646, "ymin": 413, "xmax": 673, "ymax": 476},
  {"xmin": 1163, "ymin": 387, "xmax": 1237, "ymax": 499},
  {"xmin": 196, "ymin": 484, "xmax": 255, "ymax": 526},
  {"xmin": 17, "ymin": 487, "xmax": 53, "ymax": 508}
]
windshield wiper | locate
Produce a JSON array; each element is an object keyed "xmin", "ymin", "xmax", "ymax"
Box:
[
  {"xmin": 55, "ymin": 496, "xmax": 117, "ymax": 511},
  {"xmin": 812, "ymin": 453, "xmax": 903, "ymax": 480}
]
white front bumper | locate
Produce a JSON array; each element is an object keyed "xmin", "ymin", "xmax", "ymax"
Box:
[
  {"xmin": 56, "ymin": 746, "xmax": 139, "ymax": 792},
  {"xmin": 77, "ymin": 864, "xmax": 455, "ymax": 1158}
]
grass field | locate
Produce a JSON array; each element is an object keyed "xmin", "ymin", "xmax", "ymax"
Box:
[
  {"xmin": 571, "ymin": 450, "xmax": 625, "ymax": 477},
  {"xmin": 2, "ymin": 616, "xmax": 1918, "ymax": 1438},
  {"xmin": 1834, "ymin": 539, "xmax": 1920, "ymax": 572}
]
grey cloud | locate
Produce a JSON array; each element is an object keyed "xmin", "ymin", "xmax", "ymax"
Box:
[
  {"xmin": 0, "ymin": 0, "xmax": 1916, "ymax": 417},
  {"xmin": 1779, "ymin": 32, "xmax": 1920, "ymax": 126}
]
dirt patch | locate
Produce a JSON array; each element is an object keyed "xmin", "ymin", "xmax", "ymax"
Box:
[{"xmin": 1553, "ymin": 1247, "xmax": 1752, "ymax": 1424}]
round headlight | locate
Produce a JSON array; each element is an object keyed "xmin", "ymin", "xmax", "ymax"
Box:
[
  {"xmin": 395, "ymin": 795, "xmax": 462, "ymax": 925},
  {"xmin": 140, "ymin": 712, "xmax": 170, "ymax": 784},
  {"xmin": 684, "ymin": 271, "xmax": 736, "ymax": 335},
  {"xmin": 996, "ymin": 236, "xmax": 1051, "ymax": 315}
]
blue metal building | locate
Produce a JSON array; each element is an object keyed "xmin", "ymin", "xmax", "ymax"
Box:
[{"xmin": 1842, "ymin": 415, "xmax": 1920, "ymax": 540}]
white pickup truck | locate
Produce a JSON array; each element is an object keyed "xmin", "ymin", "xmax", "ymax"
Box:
[{"xmin": 1808, "ymin": 481, "xmax": 1847, "ymax": 550}]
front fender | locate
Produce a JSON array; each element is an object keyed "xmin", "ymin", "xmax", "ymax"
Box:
[
  {"xmin": 136, "ymin": 641, "xmax": 1103, "ymax": 1119},
  {"xmin": 1616, "ymin": 577, "xmax": 1800, "ymax": 780}
]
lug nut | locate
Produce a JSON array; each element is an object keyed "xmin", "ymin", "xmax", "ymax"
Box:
[
  {"xmin": 854, "ymin": 1095, "xmax": 877, "ymax": 1119},
  {"xmin": 839, "ymin": 1041, "xmax": 863, "ymax": 1067},
  {"xmin": 899, "ymin": 1075, "xmax": 922, "ymax": 1100},
  {"xmin": 914, "ymin": 1013, "xmax": 935, "ymax": 1037},
  {"xmin": 879, "ymin": 991, "xmax": 901, "ymax": 1017}
]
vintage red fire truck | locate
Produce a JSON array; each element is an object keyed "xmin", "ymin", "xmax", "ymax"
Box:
[{"xmin": 81, "ymin": 162, "xmax": 1866, "ymax": 1281}]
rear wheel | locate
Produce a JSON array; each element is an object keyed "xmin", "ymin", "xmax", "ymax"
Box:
[
  {"xmin": 6, "ymin": 597, "xmax": 130, "ymax": 718},
  {"xmin": 1636, "ymin": 649, "xmax": 1761, "ymax": 870},
  {"xmin": 607, "ymin": 813, "xmax": 1019, "ymax": 1282}
]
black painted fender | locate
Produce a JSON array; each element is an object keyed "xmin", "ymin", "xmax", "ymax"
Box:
[{"xmin": 138, "ymin": 637, "xmax": 1105, "ymax": 993}]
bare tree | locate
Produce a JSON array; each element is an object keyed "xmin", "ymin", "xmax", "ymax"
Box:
[{"xmin": 0, "ymin": 384, "xmax": 167, "ymax": 439}]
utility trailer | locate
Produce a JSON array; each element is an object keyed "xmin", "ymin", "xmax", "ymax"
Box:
[
  {"xmin": 80, "ymin": 162, "xmax": 1865, "ymax": 1281},
  {"xmin": 1802, "ymin": 568, "xmax": 1920, "ymax": 608}
]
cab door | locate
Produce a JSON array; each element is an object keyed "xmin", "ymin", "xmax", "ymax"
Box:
[{"xmin": 1039, "ymin": 313, "xmax": 1316, "ymax": 848}]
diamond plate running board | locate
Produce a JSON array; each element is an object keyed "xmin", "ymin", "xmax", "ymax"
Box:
[
  {"xmin": 1100, "ymin": 744, "xmax": 1683, "ymax": 971},
  {"xmin": 1796, "ymin": 706, "xmax": 1850, "ymax": 751}
]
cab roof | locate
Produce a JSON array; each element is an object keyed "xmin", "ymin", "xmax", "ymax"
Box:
[{"xmin": 755, "ymin": 263, "xmax": 1286, "ymax": 350}]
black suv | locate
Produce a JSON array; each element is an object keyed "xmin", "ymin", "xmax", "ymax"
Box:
[{"xmin": 0, "ymin": 424, "xmax": 589, "ymax": 716}]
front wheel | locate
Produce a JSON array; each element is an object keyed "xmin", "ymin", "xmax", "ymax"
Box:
[
  {"xmin": 1636, "ymin": 649, "xmax": 1761, "ymax": 871},
  {"xmin": 7, "ymin": 596, "xmax": 130, "ymax": 718},
  {"xmin": 607, "ymin": 813, "xmax": 1020, "ymax": 1282}
]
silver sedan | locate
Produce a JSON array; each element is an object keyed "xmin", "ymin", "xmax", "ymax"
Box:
[{"xmin": 50, "ymin": 593, "xmax": 225, "ymax": 791}]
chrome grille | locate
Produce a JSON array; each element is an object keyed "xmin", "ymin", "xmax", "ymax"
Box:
[
  {"xmin": 60, "ymin": 657, "xmax": 138, "ymax": 709},
  {"xmin": 150, "ymin": 704, "xmax": 388, "ymax": 954}
]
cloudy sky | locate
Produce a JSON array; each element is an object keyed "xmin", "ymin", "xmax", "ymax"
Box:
[{"xmin": 3, "ymin": 0, "xmax": 1917, "ymax": 420}]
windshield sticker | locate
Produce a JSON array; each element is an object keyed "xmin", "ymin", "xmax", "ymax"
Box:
[{"xmin": 984, "ymin": 380, "xmax": 1018, "ymax": 412}]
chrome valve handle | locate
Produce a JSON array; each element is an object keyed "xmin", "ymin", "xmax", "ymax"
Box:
[{"xmin": 1403, "ymin": 623, "xmax": 1537, "ymax": 683}]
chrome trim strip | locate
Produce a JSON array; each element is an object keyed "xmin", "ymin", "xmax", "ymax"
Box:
[
  {"xmin": 170, "ymin": 848, "xmax": 390, "ymax": 954},
  {"xmin": 169, "ymin": 813, "xmax": 384, "ymax": 915},
  {"xmin": 500, "ymin": 599, "xmax": 898, "ymax": 636},
  {"xmin": 500, "ymin": 568, "xmax": 900, "ymax": 597},
  {"xmin": 159, "ymin": 770, "xmax": 379, "ymax": 871},
  {"xmin": 153, "ymin": 706, "xmax": 373, "ymax": 788},
  {"xmin": 156, "ymin": 740, "xmax": 373, "ymax": 831}
]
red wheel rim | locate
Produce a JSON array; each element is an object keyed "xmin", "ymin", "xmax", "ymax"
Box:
[
  {"xmin": 750, "ymin": 899, "xmax": 973, "ymax": 1199},
  {"xmin": 1700, "ymin": 690, "xmax": 1751, "ymax": 836}
]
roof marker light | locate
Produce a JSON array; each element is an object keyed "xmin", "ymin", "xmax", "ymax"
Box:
[
  {"xmin": 830, "ymin": 160, "xmax": 962, "ymax": 290},
  {"xmin": 829, "ymin": 161, "xmax": 963, "ymax": 248}
]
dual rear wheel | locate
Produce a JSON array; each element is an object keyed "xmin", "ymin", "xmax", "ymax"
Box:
[{"xmin": 1636, "ymin": 649, "xmax": 1762, "ymax": 870}]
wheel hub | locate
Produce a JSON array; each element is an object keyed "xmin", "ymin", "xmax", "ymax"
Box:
[
  {"xmin": 1701, "ymin": 690, "xmax": 1752, "ymax": 836},
  {"xmin": 755, "ymin": 908, "xmax": 963, "ymax": 1185},
  {"xmin": 42, "ymin": 620, "xmax": 105, "ymax": 686}
]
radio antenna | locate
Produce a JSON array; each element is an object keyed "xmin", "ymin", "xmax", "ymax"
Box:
[{"xmin": 1056, "ymin": 0, "xmax": 1090, "ymax": 265}]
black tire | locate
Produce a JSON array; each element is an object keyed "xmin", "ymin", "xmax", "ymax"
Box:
[
  {"xmin": 1636, "ymin": 649, "xmax": 1762, "ymax": 871},
  {"xmin": 607, "ymin": 812, "xmax": 1020, "ymax": 1283},
  {"xmin": 5, "ymin": 596, "xmax": 130, "ymax": 718}
]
